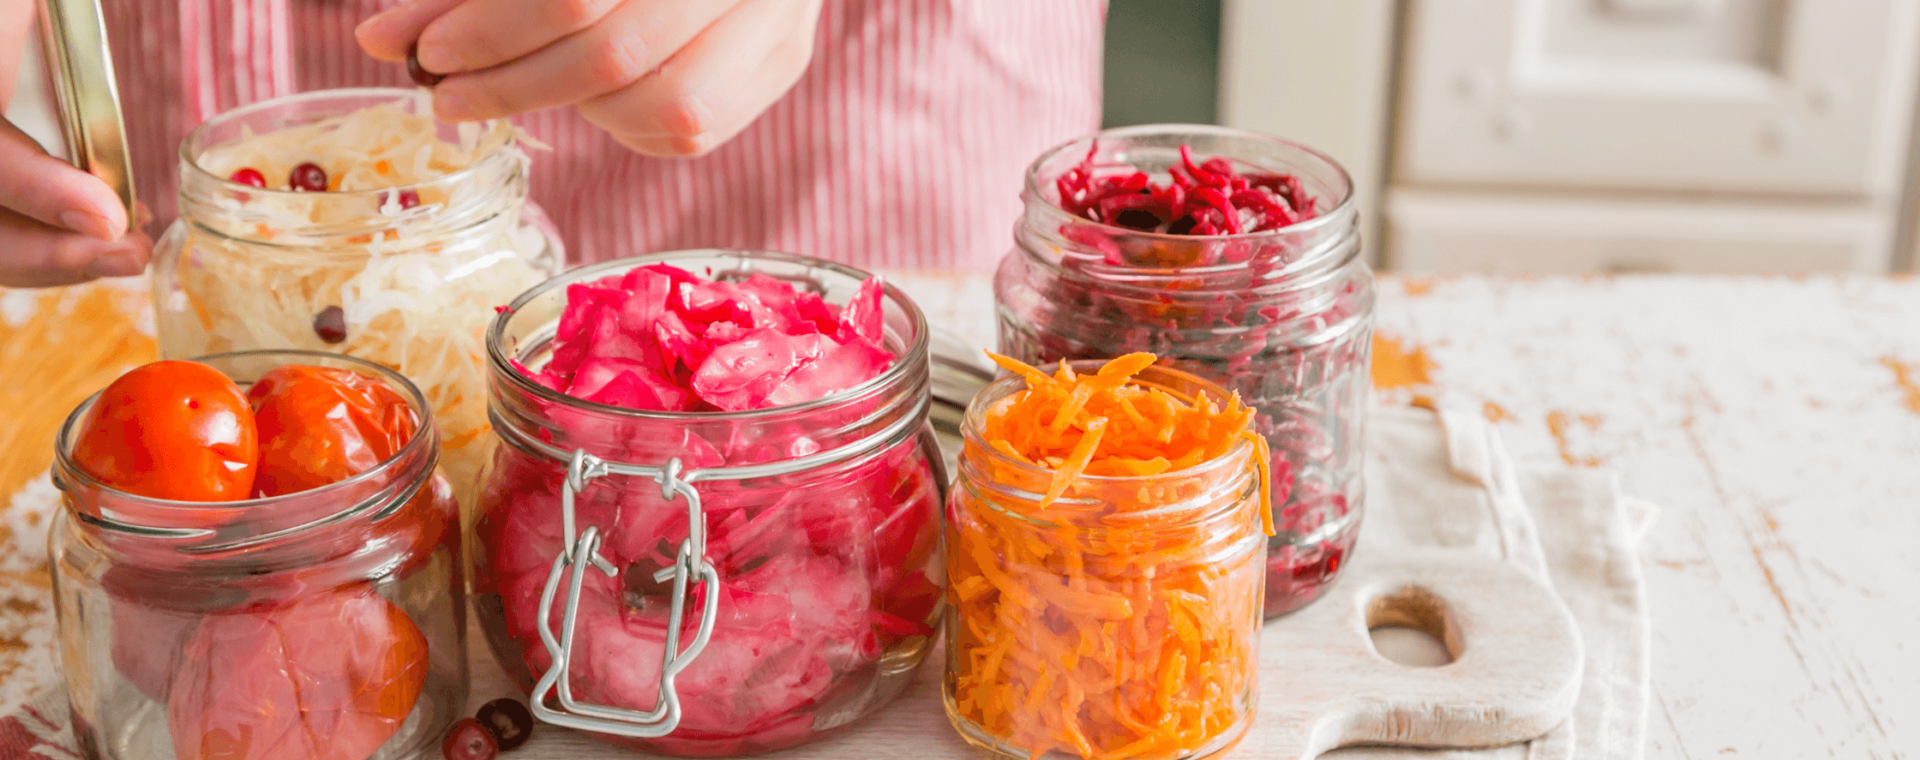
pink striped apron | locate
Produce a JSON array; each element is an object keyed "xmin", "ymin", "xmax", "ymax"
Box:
[{"xmin": 102, "ymin": 0, "xmax": 1107, "ymax": 271}]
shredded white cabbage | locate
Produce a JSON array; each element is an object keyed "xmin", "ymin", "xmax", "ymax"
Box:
[{"xmin": 157, "ymin": 100, "xmax": 558, "ymax": 516}]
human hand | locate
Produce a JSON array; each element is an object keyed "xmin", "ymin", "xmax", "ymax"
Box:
[
  {"xmin": 355, "ymin": 0, "xmax": 827, "ymax": 158},
  {"xmin": 0, "ymin": 117, "xmax": 152, "ymax": 288},
  {"xmin": 0, "ymin": 0, "xmax": 150, "ymax": 288}
]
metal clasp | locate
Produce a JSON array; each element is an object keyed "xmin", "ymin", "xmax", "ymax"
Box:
[
  {"xmin": 528, "ymin": 450, "xmax": 719, "ymax": 738},
  {"xmin": 488, "ymin": 386, "xmax": 931, "ymax": 738}
]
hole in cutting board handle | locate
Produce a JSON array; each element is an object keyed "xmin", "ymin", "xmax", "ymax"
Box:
[{"xmin": 1365, "ymin": 585, "xmax": 1462, "ymax": 667}]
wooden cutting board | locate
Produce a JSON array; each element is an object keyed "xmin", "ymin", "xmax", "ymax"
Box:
[{"xmin": 466, "ymin": 544, "xmax": 1583, "ymax": 760}]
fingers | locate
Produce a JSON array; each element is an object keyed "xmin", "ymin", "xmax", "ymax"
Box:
[
  {"xmin": 0, "ymin": 207, "xmax": 153, "ymax": 288},
  {"xmin": 579, "ymin": 0, "xmax": 823, "ymax": 157},
  {"xmin": 0, "ymin": 118, "xmax": 151, "ymax": 287},
  {"xmin": 354, "ymin": 0, "xmax": 471, "ymax": 63},
  {"xmin": 415, "ymin": 0, "xmax": 624, "ymax": 74},
  {"xmin": 0, "ymin": 119, "xmax": 129, "ymax": 240},
  {"xmin": 431, "ymin": 0, "xmax": 732, "ymax": 121}
]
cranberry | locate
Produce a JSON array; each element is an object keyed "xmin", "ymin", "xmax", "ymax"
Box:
[
  {"xmin": 228, "ymin": 168, "xmax": 267, "ymax": 188},
  {"xmin": 476, "ymin": 697, "xmax": 534, "ymax": 750},
  {"xmin": 289, "ymin": 162, "xmax": 328, "ymax": 192},
  {"xmin": 312, "ymin": 305, "xmax": 347, "ymax": 344},
  {"xmin": 398, "ymin": 189, "xmax": 422, "ymax": 210},
  {"xmin": 407, "ymin": 43, "xmax": 444, "ymax": 87},
  {"xmin": 442, "ymin": 718, "xmax": 497, "ymax": 760}
]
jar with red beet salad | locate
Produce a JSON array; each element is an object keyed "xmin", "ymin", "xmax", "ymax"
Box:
[
  {"xmin": 474, "ymin": 250, "xmax": 947, "ymax": 756},
  {"xmin": 48, "ymin": 351, "xmax": 466, "ymax": 760},
  {"xmin": 151, "ymin": 88, "xmax": 563, "ymax": 522},
  {"xmin": 994, "ymin": 124, "xmax": 1372, "ymax": 617}
]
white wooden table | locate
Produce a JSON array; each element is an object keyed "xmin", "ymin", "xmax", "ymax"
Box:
[
  {"xmin": 4, "ymin": 274, "xmax": 1918, "ymax": 758},
  {"xmin": 889, "ymin": 272, "xmax": 1920, "ymax": 759}
]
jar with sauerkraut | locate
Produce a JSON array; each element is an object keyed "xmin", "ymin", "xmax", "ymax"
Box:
[{"xmin": 151, "ymin": 88, "xmax": 562, "ymax": 518}]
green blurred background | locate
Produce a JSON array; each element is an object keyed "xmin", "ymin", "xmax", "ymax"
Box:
[{"xmin": 1102, "ymin": 0, "xmax": 1222, "ymax": 127}]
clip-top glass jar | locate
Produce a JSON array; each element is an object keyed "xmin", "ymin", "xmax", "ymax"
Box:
[
  {"xmin": 994, "ymin": 125, "xmax": 1372, "ymax": 617},
  {"xmin": 151, "ymin": 88, "xmax": 563, "ymax": 518},
  {"xmin": 474, "ymin": 251, "xmax": 947, "ymax": 756},
  {"xmin": 49, "ymin": 350, "xmax": 467, "ymax": 760},
  {"xmin": 944, "ymin": 362, "xmax": 1267, "ymax": 760}
]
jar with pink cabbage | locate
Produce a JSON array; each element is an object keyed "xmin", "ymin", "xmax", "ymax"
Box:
[
  {"xmin": 473, "ymin": 250, "xmax": 946, "ymax": 756},
  {"xmin": 994, "ymin": 125, "xmax": 1373, "ymax": 618}
]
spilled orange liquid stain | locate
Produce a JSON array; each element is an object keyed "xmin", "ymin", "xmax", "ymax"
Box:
[
  {"xmin": 1371, "ymin": 334, "xmax": 1434, "ymax": 390},
  {"xmin": 1882, "ymin": 356, "xmax": 1920, "ymax": 416},
  {"xmin": 0, "ymin": 285, "xmax": 157, "ymax": 506},
  {"xmin": 1483, "ymin": 402, "xmax": 1512, "ymax": 423},
  {"xmin": 1545, "ymin": 410, "xmax": 1603, "ymax": 467}
]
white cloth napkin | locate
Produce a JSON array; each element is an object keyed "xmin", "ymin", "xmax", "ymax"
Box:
[
  {"xmin": 0, "ymin": 404, "xmax": 1654, "ymax": 759},
  {"xmin": 1325, "ymin": 405, "xmax": 1656, "ymax": 760}
]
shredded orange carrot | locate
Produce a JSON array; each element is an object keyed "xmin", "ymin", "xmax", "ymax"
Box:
[{"xmin": 949, "ymin": 352, "xmax": 1268, "ymax": 760}]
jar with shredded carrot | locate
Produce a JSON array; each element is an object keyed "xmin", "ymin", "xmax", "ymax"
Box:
[{"xmin": 944, "ymin": 353, "xmax": 1269, "ymax": 760}]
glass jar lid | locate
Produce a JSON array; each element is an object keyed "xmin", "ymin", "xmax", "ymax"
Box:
[{"xmin": 36, "ymin": 0, "xmax": 135, "ymax": 229}]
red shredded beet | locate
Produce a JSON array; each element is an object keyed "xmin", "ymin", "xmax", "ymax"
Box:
[
  {"xmin": 997, "ymin": 139, "xmax": 1369, "ymax": 617},
  {"xmin": 1056, "ymin": 143, "xmax": 1314, "ymax": 237}
]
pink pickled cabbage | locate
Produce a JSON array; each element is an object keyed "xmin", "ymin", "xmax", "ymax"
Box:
[
  {"xmin": 527, "ymin": 265, "xmax": 894, "ymax": 413},
  {"xmin": 478, "ymin": 267, "xmax": 940, "ymax": 756}
]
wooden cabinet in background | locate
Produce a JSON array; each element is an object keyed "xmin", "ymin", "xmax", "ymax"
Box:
[
  {"xmin": 1388, "ymin": 0, "xmax": 1920, "ymax": 273},
  {"xmin": 1222, "ymin": 0, "xmax": 1920, "ymax": 273}
]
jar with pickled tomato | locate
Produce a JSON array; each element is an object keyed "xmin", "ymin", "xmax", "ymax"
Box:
[
  {"xmin": 48, "ymin": 351, "xmax": 466, "ymax": 760},
  {"xmin": 150, "ymin": 88, "xmax": 563, "ymax": 519},
  {"xmin": 944, "ymin": 360, "xmax": 1267, "ymax": 760},
  {"xmin": 994, "ymin": 125, "xmax": 1372, "ymax": 617},
  {"xmin": 474, "ymin": 251, "xmax": 947, "ymax": 756}
]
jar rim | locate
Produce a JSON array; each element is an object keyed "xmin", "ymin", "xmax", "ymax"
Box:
[
  {"xmin": 486, "ymin": 249, "xmax": 931, "ymax": 422},
  {"xmin": 960, "ymin": 360, "xmax": 1257, "ymax": 488},
  {"xmin": 1022, "ymin": 123, "xmax": 1358, "ymax": 247},
  {"xmin": 52, "ymin": 349, "xmax": 438, "ymax": 521},
  {"xmin": 177, "ymin": 87, "xmax": 520, "ymax": 202}
]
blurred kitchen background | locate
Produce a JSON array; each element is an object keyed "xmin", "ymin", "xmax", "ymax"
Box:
[
  {"xmin": 1115, "ymin": 0, "xmax": 1920, "ymax": 274},
  {"xmin": 16, "ymin": 0, "xmax": 1920, "ymax": 273}
]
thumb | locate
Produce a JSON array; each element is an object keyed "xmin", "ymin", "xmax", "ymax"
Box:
[
  {"xmin": 0, "ymin": 118, "xmax": 129, "ymax": 240},
  {"xmin": 355, "ymin": 0, "xmax": 470, "ymax": 63}
]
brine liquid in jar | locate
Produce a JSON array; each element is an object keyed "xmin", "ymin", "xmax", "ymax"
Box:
[{"xmin": 50, "ymin": 351, "xmax": 467, "ymax": 760}]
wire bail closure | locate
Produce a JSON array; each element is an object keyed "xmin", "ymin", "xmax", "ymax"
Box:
[
  {"xmin": 487, "ymin": 380, "xmax": 930, "ymax": 739},
  {"xmin": 529, "ymin": 449, "xmax": 719, "ymax": 738}
]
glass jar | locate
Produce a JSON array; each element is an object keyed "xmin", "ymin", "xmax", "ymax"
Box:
[
  {"xmin": 474, "ymin": 251, "xmax": 947, "ymax": 756},
  {"xmin": 994, "ymin": 125, "xmax": 1372, "ymax": 617},
  {"xmin": 49, "ymin": 350, "xmax": 467, "ymax": 760},
  {"xmin": 943, "ymin": 362, "xmax": 1267, "ymax": 760},
  {"xmin": 151, "ymin": 88, "xmax": 563, "ymax": 520}
]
